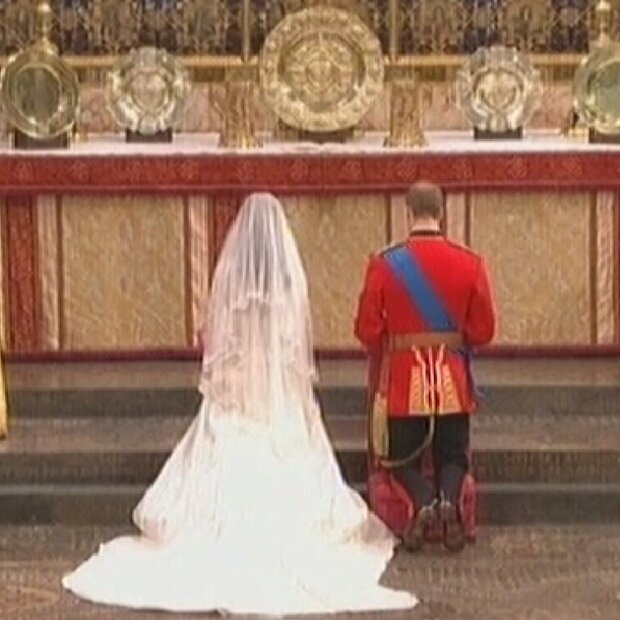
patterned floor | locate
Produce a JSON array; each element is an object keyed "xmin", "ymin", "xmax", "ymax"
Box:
[{"xmin": 2, "ymin": 525, "xmax": 620, "ymax": 620}]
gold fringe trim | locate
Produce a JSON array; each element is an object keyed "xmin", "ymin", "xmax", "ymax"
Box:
[{"xmin": 408, "ymin": 345, "xmax": 462, "ymax": 416}]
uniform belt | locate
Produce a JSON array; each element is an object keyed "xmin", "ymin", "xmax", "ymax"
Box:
[{"xmin": 387, "ymin": 331, "xmax": 463, "ymax": 351}]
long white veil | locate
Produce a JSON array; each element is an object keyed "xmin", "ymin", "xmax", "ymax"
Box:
[{"xmin": 198, "ymin": 192, "xmax": 316, "ymax": 420}]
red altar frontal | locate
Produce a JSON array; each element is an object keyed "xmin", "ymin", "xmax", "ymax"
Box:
[{"xmin": 1, "ymin": 132, "xmax": 619, "ymax": 358}]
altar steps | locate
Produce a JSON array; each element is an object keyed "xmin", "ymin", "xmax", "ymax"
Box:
[
  {"xmin": 1, "ymin": 359, "xmax": 619, "ymax": 525},
  {"xmin": 2, "ymin": 415, "xmax": 619, "ymax": 485},
  {"xmin": 3, "ymin": 481, "xmax": 620, "ymax": 527},
  {"xmin": 9, "ymin": 384, "xmax": 620, "ymax": 419},
  {"xmin": 8, "ymin": 358, "xmax": 620, "ymax": 419},
  {"xmin": 2, "ymin": 414, "xmax": 620, "ymax": 524}
]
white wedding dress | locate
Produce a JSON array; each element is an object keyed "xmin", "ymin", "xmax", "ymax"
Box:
[{"xmin": 63, "ymin": 193, "xmax": 417, "ymax": 615}]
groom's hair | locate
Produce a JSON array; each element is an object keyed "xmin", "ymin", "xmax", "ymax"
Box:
[{"xmin": 406, "ymin": 182, "xmax": 444, "ymax": 221}]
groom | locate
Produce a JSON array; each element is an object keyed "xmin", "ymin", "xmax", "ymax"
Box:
[{"xmin": 355, "ymin": 182, "xmax": 496, "ymax": 551}]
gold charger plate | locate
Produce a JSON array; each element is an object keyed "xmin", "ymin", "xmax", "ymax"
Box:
[
  {"xmin": 574, "ymin": 43, "xmax": 620, "ymax": 135},
  {"xmin": 259, "ymin": 6, "xmax": 384, "ymax": 133},
  {"xmin": 106, "ymin": 47, "xmax": 191, "ymax": 135},
  {"xmin": 0, "ymin": 47, "xmax": 79, "ymax": 139},
  {"xmin": 456, "ymin": 45, "xmax": 541, "ymax": 133}
]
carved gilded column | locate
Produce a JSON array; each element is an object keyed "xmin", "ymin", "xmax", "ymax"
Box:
[
  {"xmin": 388, "ymin": 0, "xmax": 398, "ymax": 62},
  {"xmin": 385, "ymin": 0, "xmax": 424, "ymax": 148},
  {"xmin": 241, "ymin": 0, "xmax": 252, "ymax": 62},
  {"xmin": 385, "ymin": 65, "xmax": 425, "ymax": 147},
  {"xmin": 219, "ymin": 64, "xmax": 260, "ymax": 149},
  {"xmin": 220, "ymin": 0, "xmax": 259, "ymax": 149}
]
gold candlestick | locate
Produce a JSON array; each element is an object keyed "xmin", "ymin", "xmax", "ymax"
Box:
[
  {"xmin": 219, "ymin": 65, "xmax": 260, "ymax": 149},
  {"xmin": 385, "ymin": 65, "xmax": 425, "ymax": 148}
]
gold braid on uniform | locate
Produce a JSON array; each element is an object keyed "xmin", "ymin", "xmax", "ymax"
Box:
[{"xmin": 378, "ymin": 346, "xmax": 445, "ymax": 469}]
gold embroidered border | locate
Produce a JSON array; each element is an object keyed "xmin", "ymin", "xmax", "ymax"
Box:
[
  {"xmin": 188, "ymin": 195, "xmax": 211, "ymax": 346},
  {"xmin": 595, "ymin": 191, "xmax": 616, "ymax": 344}
]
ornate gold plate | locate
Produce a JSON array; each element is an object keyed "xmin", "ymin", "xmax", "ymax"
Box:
[
  {"xmin": 574, "ymin": 43, "xmax": 620, "ymax": 136},
  {"xmin": 106, "ymin": 47, "xmax": 191, "ymax": 135},
  {"xmin": 259, "ymin": 7, "xmax": 384, "ymax": 133},
  {"xmin": 0, "ymin": 45, "xmax": 79, "ymax": 139},
  {"xmin": 456, "ymin": 45, "xmax": 541, "ymax": 134}
]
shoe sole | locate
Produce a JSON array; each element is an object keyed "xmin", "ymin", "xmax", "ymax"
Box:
[
  {"xmin": 441, "ymin": 504, "xmax": 466, "ymax": 552},
  {"xmin": 402, "ymin": 510, "xmax": 435, "ymax": 552}
]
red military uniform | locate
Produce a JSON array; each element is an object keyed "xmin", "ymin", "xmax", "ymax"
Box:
[
  {"xmin": 355, "ymin": 231, "xmax": 496, "ymax": 418},
  {"xmin": 355, "ymin": 230, "xmax": 496, "ymax": 545}
]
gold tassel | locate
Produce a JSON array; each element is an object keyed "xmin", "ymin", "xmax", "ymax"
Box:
[{"xmin": 372, "ymin": 392, "xmax": 389, "ymax": 458}]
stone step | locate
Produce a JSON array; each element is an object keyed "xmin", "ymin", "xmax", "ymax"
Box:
[
  {"xmin": 4, "ymin": 360, "xmax": 620, "ymax": 528},
  {"xmin": 8, "ymin": 358, "xmax": 620, "ymax": 419},
  {"xmin": 3, "ymin": 448, "xmax": 620, "ymax": 486},
  {"xmin": 2, "ymin": 482, "xmax": 620, "ymax": 526},
  {"xmin": 9, "ymin": 383, "xmax": 620, "ymax": 418},
  {"xmin": 2, "ymin": 415, "xmax": 619, "ymax": 486}
]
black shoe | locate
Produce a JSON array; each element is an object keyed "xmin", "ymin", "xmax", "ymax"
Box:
[
  {"xmin": 402, "ymin": 504, "xmax": 436, "ymax": 552},
  {"xmin": 439, "ymin": 499, "xmax": 466, "ymax": 552}
]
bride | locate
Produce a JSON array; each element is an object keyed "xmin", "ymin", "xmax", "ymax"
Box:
[{"xmin": 63, "ymin": 193, "xmax": 417, "ymax": 615}]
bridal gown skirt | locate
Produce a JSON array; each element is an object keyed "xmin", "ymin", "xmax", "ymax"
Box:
[{"xmin": 63, "ymin": 399, "xmax": 417, "ymax": 615}]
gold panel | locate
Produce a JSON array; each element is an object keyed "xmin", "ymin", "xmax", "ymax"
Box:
[
  {"xmin": 61, "ymin": 196, "xmax": 187, "ymax": 349},
  {"xmin": 469, "ymin": 192, "xmax": 592, "ymax": 345},
  {"xmin": 281, "ymin": 195, "xmax": 388, "ymax": 349}
]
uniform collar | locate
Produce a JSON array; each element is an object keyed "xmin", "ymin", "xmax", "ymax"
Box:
[{"xmin": 409, "ymin": 228, "xmax": 443, "ymax": 237}]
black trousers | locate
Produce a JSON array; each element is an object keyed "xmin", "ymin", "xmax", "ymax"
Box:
[{"xmin": 388, "ymin": 413, "xmax": 470, "ymax": 507}]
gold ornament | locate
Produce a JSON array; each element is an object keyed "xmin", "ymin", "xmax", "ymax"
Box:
[
  {"xmin": 456, "ymin": 45, "xmax": 542, "ymax": 135},
  {"xmin": 106, "ymin": 46, "xmax": 191, "ymax": 136},
  {"xmin": 573, "ymin": 1, "xmax": 620, "ymax": 141},
  {"xmin": 259, "ymin": 6, "xmax": 384, "ymax": 134},
  {"xmin": 0, "ymin": 2, "xmax": 79, "ymax": 141},
  {"xmin": 385, "ymin": 66, "xmax": 425, "ymax": 148},
  {"xmin": 219, "ymin": 65, "xmax": 260, "ymax": 149}
]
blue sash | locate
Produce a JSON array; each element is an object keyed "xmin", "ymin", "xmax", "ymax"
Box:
[
  {"xmin": 384, "ymin": 246, "xmax": 456, "ymax": 332},
  {"xmin": 384, "ymin": 246, "xmax": 480, "ymax": 397}
]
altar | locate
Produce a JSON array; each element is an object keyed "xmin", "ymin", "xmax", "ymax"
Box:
[{"xmin": 1, "ymin": 132, "xmax": 618, "ymax": 358}]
